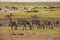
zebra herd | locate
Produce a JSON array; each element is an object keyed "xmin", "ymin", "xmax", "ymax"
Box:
[{"xmin": 9, "ymin": 19, "xmax": 60, "ymax": 30}]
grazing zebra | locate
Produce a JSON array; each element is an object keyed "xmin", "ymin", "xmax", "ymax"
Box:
[
  {"xmin": 9, "ymin": 19, "xmax": 55, "ymax": 30},
  {"xmin": 54, "ymin": 20, "xmax": 60, "ymax": 27},
  {"xmin": 32, "ymin": 20, "xmax": 54, "ymax": 29},
  {"xmin": 45, "ymin": 21, "xmax": 54, "ymax": 29},
  {"xmin": 39, "ymin": 21, "xmax": 46, "ymax": 29},
  {"xmin": 32, "ymin": 20, "xmax": 45, "ymax": 29},
  {"xmin": 17, "ymin": 19, "xmax": 32, "ymax": 30},
  {"xmin": 10, "ymin": 20, "xmax": 18, "ymax": 30}
]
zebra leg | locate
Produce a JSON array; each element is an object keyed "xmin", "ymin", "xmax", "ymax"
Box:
[
  {"xmin": 14, "ymin": 25, "xmax": 18, "ymax": 30},
  {"xmin": 32, "ymin": 25, "xmax": 34, "ymax": 29},
  {"xmin": 23, "ymin": 24, "xmax": 26, "ymax": 30},
  {"xmin": 25, "ymin": 25, "xmax": 26, "ymax": 30},
  {"xmin": 11, "ymin": 24, "xmax": 13, "ymax": 30},
  {"xmin": 37, "ymin": 25, "xmax": 39, "ymax": 29},
  {"xmin": 39, "ymin": 25, "xmax": 43, "ymax": 29},
  {"xmin": 29, "ymin": 24, "xmax": 32, "ymax": 30},
  {"xmin": 37, "ymin": 24, "xmax": 41, "ymax": 29},
  {"xmin": 46, "ymin": 25, "xmax": 48, "ymax": 29},
  {"xmin": 32, "ymin": 24, "xmax": 34, "ymax": 29},
  {"xmin": 37, "ymin": 26, "xmax": 41, "ymax": 29},
  {"xmin": 43, "ymin": 25, "xmax": 45, "ymax": 29},
  {"xmin": 50, "ymin": 25, "xmax": 54, "ymax": 29}
]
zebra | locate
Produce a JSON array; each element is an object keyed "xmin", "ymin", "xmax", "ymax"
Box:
[
  {"xmin": 32, "ymin": 20, "xmax": 45, "ymax": 29},
  {"xmin": 9, "ymin": 20, "xmax": 18, "ymax": 30},
  {"xmin": 45, "ymin": 20, "xmax": 54, "ymax": 29},
  {"xmin": 17, "ymin": 19, "xmax": 32, "ymax": 30}
]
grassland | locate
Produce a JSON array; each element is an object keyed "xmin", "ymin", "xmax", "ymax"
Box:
[
  {"xmin": 0, "ymin": 26, "xmax": 60, "ymax": 40},
  {"xmin": 0, "ymin": 2, "xmax": 60, "ymax": 40},
  {"xmin": 0, "ymin": 2, "xmax": 60, "ymax": 20}
]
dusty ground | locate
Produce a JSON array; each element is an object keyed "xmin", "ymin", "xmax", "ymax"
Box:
[{"xmin": 0, "ymin": 27, "xmax": 60, "ymax": 40}]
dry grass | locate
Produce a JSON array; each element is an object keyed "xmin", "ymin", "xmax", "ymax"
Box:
[
  {"xmin": 0, "ymin": 2, "xmax": 60, "ymax": 19},
  {"xmin": 0, "ymin": 27, "xmax": 60, "ymax": 40},
  {"xmin": 0, "ymin": 2, "xmax": 60, "ymax": 40}
]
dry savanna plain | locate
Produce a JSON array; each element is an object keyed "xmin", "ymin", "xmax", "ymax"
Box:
[{"xmin": 0, "ymin": 2, "xmax": 60, "ymax": 40}]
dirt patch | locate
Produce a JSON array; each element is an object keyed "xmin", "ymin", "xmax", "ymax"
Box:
[{"xmin": 0, "ymin": 29, "xmax": 60, "ymax": 40}]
